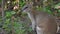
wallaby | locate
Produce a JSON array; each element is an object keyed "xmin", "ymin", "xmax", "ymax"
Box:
[{"xmin": 21, "ymin": 3, "xmax": 57, "ymax": 34}]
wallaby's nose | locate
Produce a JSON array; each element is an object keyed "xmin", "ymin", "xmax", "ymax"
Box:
[
  {"xmin": 20, "ymin": 9, "xmax": 24, "ymax": 13},
  {"xmin": 21, "ymin": 7, "xmax": 24, "ymax": 12},
  {"xmin": 21, "ymin": 8, "xmax": 23, "ymax": 11}
]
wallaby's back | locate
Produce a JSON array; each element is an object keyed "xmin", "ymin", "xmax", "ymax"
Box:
[{"xmin": 33, "ymin": 10, "xmax": 57, "ymax": 34}]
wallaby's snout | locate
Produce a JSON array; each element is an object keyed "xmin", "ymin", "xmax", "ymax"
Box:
[
  {"xmin": 21, "ymin": 4, "xmax": 29, "ymax": 12},
  {"xmin": 21, "ymin": 4, "xmax": 33, "ymax": 13}
]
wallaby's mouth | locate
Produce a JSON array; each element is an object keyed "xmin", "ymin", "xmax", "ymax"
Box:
[{"xmin": 20, "ymin": 8, "xmax": 25, "ymax": 12}]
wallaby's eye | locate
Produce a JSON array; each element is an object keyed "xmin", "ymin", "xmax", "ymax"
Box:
[{"xmin": 23, "ymin": 7, "xmax": 28, "ymax": 10}]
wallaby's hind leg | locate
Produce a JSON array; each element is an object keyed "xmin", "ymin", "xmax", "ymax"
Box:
[{"xmin": 36, "ymin": 26, "xmax": 57, "ymax": 34}]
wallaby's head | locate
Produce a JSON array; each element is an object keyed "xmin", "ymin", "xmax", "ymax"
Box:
[{"xmin": 21, "ymin": 3, "xmax": 33, "ymax": 13}]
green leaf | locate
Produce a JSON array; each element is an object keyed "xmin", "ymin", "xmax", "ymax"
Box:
[
  {"xmin": 11, "ymin": 11, "xmax": 16, "ymax": 15},
  {"xmin": 54, "ymin": 3, "xmax": 60, "ymax": 9}
]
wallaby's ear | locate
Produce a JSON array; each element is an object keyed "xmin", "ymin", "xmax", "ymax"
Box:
[
  {"xmin": 25, "ymin": 0, "xmax": 33, "ymax": 6},
  {"xmin": 27, "ymin": 2, "xmax": 33, "ymax": 8}
]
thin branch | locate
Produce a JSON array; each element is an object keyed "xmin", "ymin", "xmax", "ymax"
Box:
[{"xmin": 1, "ymin": 0, "xmax": 5, "ymax": 23}]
